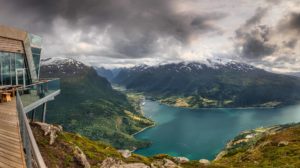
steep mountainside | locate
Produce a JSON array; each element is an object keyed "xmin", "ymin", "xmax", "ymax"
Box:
[
  {"xmin": 112, "ymin": 60, "xmax": 300, "ymax": 108},
  {"xmin": 95, "ymin": 67, "xmax": 123, "ymax": 81},
  {"xmin": 40, "ymin": 57, "xmax": 153, "ymax": 149},
  {"xmin": 32, "ymin": 122, "xmax": 300, "ymax": 168}
]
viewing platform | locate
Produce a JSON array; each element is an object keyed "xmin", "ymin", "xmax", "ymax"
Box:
[
  {"xmin": 0, "ymin": 79, "xmax": 60, "ymax": 168},
  {"xmin": 0, "ymin": 99, "xmax": 26, "ymax": 168}
]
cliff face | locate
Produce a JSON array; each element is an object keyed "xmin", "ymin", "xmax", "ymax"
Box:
[{"xmin": 32, "ymin": 122, "xmax": 300, "ymax": 168}]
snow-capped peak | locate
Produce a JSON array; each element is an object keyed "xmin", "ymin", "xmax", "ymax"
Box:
[{"xmin": 41, "ymin": 57, "xmax": 89, "ymax": 67}]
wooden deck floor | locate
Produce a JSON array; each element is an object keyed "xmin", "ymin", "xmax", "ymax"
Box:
[{"xmin": 0, "ymin": 99, "xmax": 26, "ymax": 168}]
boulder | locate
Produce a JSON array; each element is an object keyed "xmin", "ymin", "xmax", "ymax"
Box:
[
  {"xmin": 163, "ymin": 159, "xmax": 179, "ymax": 168},
  {"xmin": 278, "ymin": 141, "xmax": 289, "ymax": 147},
  {"xmin": 118, "ymin": 149, "xmax": 132, "ymax": 158},
  {"xmin": 151, "ymin": 159, "xmax": 179, "ymax": 168},
  {"xmin": 174, "ymin": 157, "xmax": 189, "ymax": 163},
  {"xmin": 100, "ymin": 157, "xmax": 149, "ymax": 168},
  {"xmin": 199, "ymin": 159, "xmax": 210, "ymax": 166},
  {"xmin": 122, "ymin": 163, "xmax": 150, "ymax": 168}
]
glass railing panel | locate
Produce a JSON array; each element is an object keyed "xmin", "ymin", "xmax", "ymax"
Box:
[{"xmin": 18, "ymin": 78, "xmax": 60, "ymax": 108}]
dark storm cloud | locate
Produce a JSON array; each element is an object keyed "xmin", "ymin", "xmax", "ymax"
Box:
[
  {"xmin": 237, "ymin": 26, "xmax": 277, "ymax": 59},
  {"xmin": 283, "ymin": 39, "xmax": 298, "ymax": 49},
  {"xmin": 240, "ymin": 35, "xmax": 277, "ymax": 59},
  {"xmin": 1, "ymin": 0, "xmax": 226, "ymax": 59},
  {"xmin": 235, "ymin": 7, "xmax": 277, "ymax": 59},
  {"xmin": 278, "ymin": 12, "xmax": 300, "ymax": 34}
]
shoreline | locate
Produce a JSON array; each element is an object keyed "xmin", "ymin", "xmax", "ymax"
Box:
[
  {"xmin": 157, "ymin": 101, "xmax": 281, "ymax": 110},
  {"xmin": 131, "ymin": 123, "xmax": 156, "ymax": 136}
]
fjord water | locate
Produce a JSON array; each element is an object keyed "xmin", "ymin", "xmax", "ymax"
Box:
[{"xmin": 134, "ymin": 100, "xmax": 300, "ymax": 160}]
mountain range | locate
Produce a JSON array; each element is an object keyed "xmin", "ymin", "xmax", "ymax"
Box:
[
  {"xmin": 286, "ymin": 72, "xmax": 300, "ymax": 77},
  {"xmin": 40, "ymin": 57, "xmax": 153, "ymax": 150},
  {"xmin": 111, "ymin": 60, "xmax": 300, "ymax": 108}
]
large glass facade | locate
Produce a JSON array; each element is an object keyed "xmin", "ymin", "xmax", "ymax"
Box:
[{"xmin": 0, "ymin": 51, "xmax": 29, "ymax": 85}]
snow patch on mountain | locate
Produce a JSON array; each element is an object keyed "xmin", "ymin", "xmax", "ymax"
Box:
[
  {"xmin": 41, "ymin": 57, "xmax": 90, "ymax": 67},
  {"xmin": 40, "ymin": 57, "xmax": 91, "ymax": 75},
  {"xmin": 127, "ymin": 59, "xmax": 257, "ymax": 73}
]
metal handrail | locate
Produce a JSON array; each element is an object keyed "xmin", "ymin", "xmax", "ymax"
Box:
[
  {"xmin": 18, "ymin": 78, "xmax": 60, "ymax": 89},
  {"xmin": 16, "ymin": 92, "xmax": 47, "ymax": 168},
  {"xmin": 17, "ymin": 78, "xmax": 60, "ymax": 111}
]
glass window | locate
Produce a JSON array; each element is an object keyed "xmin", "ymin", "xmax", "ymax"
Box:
[
  {"xmin": 15, "ymin": 53, "xmax": 27, "ymax": 85},
  {"xmin": 0, "ymin": 52, "xmax": 2, "ymax": 85},
  {"xmin": 0, "ymin": 51, "xmax": 28, "ymax": 86},
  {"xmin": 29, "ymin": 34, "xmax": 42, "ymax": 48},
  {"xmin": 31, "ymin": 47, "xmax": 41, "ymax": 77},
  {"xmin": 2, "ymin": 52, "xmax": 11, "ymax": 85},
  {"xmin": 10, "ymin": 53, "xmax": 16, "ymax": 85}
]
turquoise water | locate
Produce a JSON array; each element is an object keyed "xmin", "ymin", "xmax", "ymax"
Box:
[{"xmin": 134, "ymin": 100, "xmax": 300, "ymax": 160}]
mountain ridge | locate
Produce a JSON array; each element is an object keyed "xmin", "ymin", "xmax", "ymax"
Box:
[{"xmin": 112, "ymin": 61, "xmax": 300, "ymax": 108}]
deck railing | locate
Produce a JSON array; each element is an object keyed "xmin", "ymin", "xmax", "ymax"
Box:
[
  {"xmin": 16, "ymin": 93, "xmax": 47, "ymax": 168},
  {"xmin": 18, "ymin": 78, "xmax": 60, "ymax": 111},
  {"xmin": 16, "ymin": 78, "xmax": 60, "ymax": 168}
]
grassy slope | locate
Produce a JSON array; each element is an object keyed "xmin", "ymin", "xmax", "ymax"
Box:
[
  {"xmin": 214, "ymin": 123, "xmax": 300, "ymax": 168},
  {"xmin": 32, "ymin": 122, "xmax": 300, "ymax": 168},
  {"xmin": 41, "ymin": 66, "xmax": 153, "ymax": 150}
]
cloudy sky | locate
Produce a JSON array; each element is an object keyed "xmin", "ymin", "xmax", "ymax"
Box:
[{"xmin": 0, "ymin": 0, "xmax": 299, "ymax": 72}]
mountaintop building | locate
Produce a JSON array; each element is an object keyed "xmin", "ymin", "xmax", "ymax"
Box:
[{"xmin": 0, "ymin": 25, "xmax": 60, "ymax": 168}]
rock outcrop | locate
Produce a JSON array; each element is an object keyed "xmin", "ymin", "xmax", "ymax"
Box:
[
  {"xmin": 151, "ymin": 158, "xmax": 179, "ymax": 168},
  {"xmin": 34, "ymin": 122, "xmax": 62, "ymax": 145},
  {"xmin": 174, "ymin": 157, "xmax": 189, "ymax": 163},
  {"xmin": 278, "ymin": 141, "xmax": 289, "ymax": 147},
  {"xmin": 100, "ymin": 157, "xmax": 149, "ymax": 168},
  {"xmin": 74, "ymin": 146, "xmax": 91, "ymax": 168},
  {"xmin": 199, "ymin": 159, "xmax": 211, "ymax": 166}
]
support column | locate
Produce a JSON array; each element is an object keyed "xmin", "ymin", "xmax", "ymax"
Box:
[{"xmin": 42, "ymin": 103, "xmax": 47, "ymax": 123}]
